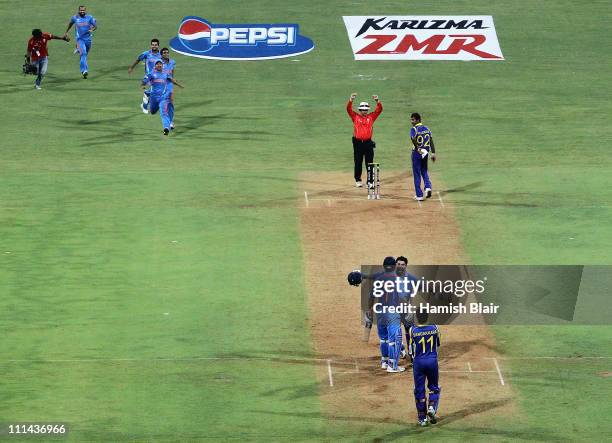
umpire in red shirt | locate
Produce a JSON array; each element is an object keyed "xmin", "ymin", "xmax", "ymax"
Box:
[{"xmin": 347, "ymin": 93, "xmax": 383, "ymax": 187}]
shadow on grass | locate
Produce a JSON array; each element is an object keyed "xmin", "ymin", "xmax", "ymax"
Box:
[
  {"xmin": 254, "ymin": 399, "xmax": 569, "ymax": 441},
  {"xmin": 44, "ymin": 98, "xmax": 275, "ymax": 144}
]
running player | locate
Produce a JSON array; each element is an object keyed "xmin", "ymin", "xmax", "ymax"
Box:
[
  {"xmin": 409, "ymin": 113, "xmax": 437, "ymax": 201},
  {"xmin": 409, "ymin": 309, "xmax": 441, "ymax": 426},
  {"xmin": 128, "ymin": 38, "xmax": 162, "ymax": 113},
  {"xmin": 63, "ymin": 5, "xmax": 97, "ymax": 78},
  {"xmin": 26, "ymin": 29, "xmax": 70, "ymax": 89},
  {"xmin": 141, "ymin": 60, "xmax": 184, "ymax": 135},
  {"xmin": 160, "ymin": 48, "xmax": 176, "ymax": 130}
]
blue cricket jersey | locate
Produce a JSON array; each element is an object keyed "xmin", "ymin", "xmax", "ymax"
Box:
[
  {"xmin": 370, "ymin": 272, "xmax": 409, "ymax": 326},
  {"xmin": 396, "ymin": 272, "xmax": 418, "ymax": 300},
  {"xmin": 410, "ymin": 123, "xmax": 433, "ymax": 152},
  {"xmin": 396, "ymin": 272, "xmax": 418, "ymax": 327},
  {"xmin": 70, "ymin": 14, "xmax": 96, "ymax": 40},
  {"xmin": 409, "ymin": 324, "xmax": 441, "ymax": 360},
  {"xmin": 142, "ymin": 71, "xmax": 173, "ymax": 97},
  {"xmin": 162, "ymin": 59, "xmax": 176, "ymax": 93},
  {"xmin": 138, "ymin": 50, "xmax": 162, "ymax": 75}
]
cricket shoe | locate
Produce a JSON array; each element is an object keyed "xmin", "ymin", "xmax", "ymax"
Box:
[
  {"xmin": 163, "ymin": 128, "xmax": 170, "ymax": 136},
  {"xmin": 82, "ymin": 71, "xmax": 88, "ymax": 79},
  {"xmin": 414, "ymin": 196, "xmax": 424, "ymax": 201},
  {"xmin": 425, "ymin": 188, "xmax": 432, "ymax": 198},
  {"xmin": 355, "ymin": 181, "xmax": 363, "ymax": 188},
  {"xmin": 141, "ymin": 103, "xmax": 148, "ymax": 114},
  {"xmin": 427, "ymin": 406, "xmax": 437, "ymax": 424},
  {"xmin": 170, "ymin": 123, "xmax": 175, "ymax": 131},
  {"xmin": 418, "ymin": 419, "xmax": 428, "ymax": 427},
  {"xmin": 35, "ymin": 84, "xmax": 42, "ymax": 90},
  {"xmin": 400, "ymin": 349, "xmax": 408, "ymax": 359},
  {"xmin": 386, "ymin": 366, "xmax": 406, "ymax": 373},
  {"xmin": 381, "ymin": 360, "xmax": 388, "ymax": 370}
]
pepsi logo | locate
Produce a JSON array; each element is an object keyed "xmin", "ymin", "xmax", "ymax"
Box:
[
  {"xmin": 170, "ymin": 16, "xmax": 315, "ymax": 61},
  {"xmin": 178, "ymin": 18, "xmax": 213, "ymax": 52}
]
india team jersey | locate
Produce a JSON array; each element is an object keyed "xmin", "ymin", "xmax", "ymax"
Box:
[
  {"xmin": 162, "ymin": 59, "xmax": 176, "ymax": 92},
  {"xmin": 409, "ymin": 324, "xmax": 441, "ymax": 359},
  {"xmin": 138, "ymin": 50, "xmax": 162, "ymax": 75},
  {"xmin": 143, "ymin": 71, "xmax": 172, "ymax": 97},
  {"xmin": 70, "ymin": 14, "xmax": 96, "ymax": 40},
  {"xmin": 396, "ymin": 272, "xmax": 418, "ymax": 300},
  {"xmin": 370, "ymin": 272, "xmax": 408, "ymax": 326},
  {"xmin": 410, "ymin": 123, "xmax": 433, "ymax": 151}
]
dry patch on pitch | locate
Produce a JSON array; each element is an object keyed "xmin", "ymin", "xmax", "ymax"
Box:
[{"xmin": 300, "ymin": 170, "xmax": 515, "ymax": 430}]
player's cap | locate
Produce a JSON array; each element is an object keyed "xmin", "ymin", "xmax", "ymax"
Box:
[
  {"xmin": 383, "ymin": 256, "xmax": 396, "ymax": 267},
  {"xmin": 358, "ymin": 102, "xmax": 370, "ymax": 111}
]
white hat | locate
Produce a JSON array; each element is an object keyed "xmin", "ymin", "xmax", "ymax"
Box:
[{"xmin": 358, "ymin": 101, "xmax": 370, "ymax": 111}]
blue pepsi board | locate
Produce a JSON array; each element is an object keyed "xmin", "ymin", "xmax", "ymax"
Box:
[{"xmin": 169, "ymin": 16, "xmax": 315, "ymax": 60}]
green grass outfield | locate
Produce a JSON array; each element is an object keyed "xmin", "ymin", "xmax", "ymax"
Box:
[{"xmin": 1, "ymin": 0, "xmax": 611, "ymax": 441}]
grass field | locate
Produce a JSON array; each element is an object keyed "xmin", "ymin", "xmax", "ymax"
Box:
[{"xmin": 1, "ymin": 0, "xmax": 611, "ymax": 441}]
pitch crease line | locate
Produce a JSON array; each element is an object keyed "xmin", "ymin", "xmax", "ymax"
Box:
[
  {"xmin": 493, "ymin": 357, "xmax": 505, "ymax": 386},
  {"xmin": 437, "ymin": 191, "xmax": 445, "ymax": 208},
  {"xmin": 4, "ymin": 356, "xmax": 608, "ymax": 365}
]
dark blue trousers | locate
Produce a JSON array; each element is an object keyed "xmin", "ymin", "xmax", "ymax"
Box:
[
  {"xmin": 412, "ymin": 357, "xmax": 440, "ymax": 420},
  {"xmin": 411, "ymin": 150, "xmax": 432, "ymax": 198}
]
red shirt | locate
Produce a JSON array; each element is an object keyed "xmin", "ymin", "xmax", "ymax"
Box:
[
  {"xmin": 347, "ymin": 101, "xmax": 383, "ymax": 140},
  {"xmin": 27, "ymin": 33, "xmax": 52, "ymax": 61}
]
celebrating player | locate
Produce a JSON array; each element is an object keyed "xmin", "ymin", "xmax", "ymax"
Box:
[
  {"xmin": 141, "ymin": 60, "xmax": 184, "ymax": 135},
  {"xmin": 369, "ymin": 256, "xmax": 407, "ymax": 373},
  {"xmin": 395, "ymin": 256, "xmax": 417, "ymax": 363},
  {"xmin": 26, "ymin": 29, "xmax": 70, "ymax": 90},
  {"xmin": 346, "ymin": 93, "xmax": 383, "ymax": 188},
  {"xmin": 160, "ymin": 48, "xmax": 176, "ymax": 130},
  {"xmin": 349, "ymin": 256, "xmax": 415, "ymax": 348},
  {"xmin": 128, "ymin": 38, "xmax": 162, "ymax": 113},
  {"xmin": 409, "ymin": 113, "xmax": 437, "ymax": 201},
  {"xmin": 408, "ymin": 309, "xmax": 441, "ymax": 426},
  {"xmin": 63, "ymin": 5, "xmax": 97, "ymax": 79}
]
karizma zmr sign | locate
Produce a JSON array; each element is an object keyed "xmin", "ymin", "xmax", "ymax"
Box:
[{"xmin": 343, "ymin": 16, "xmax": 504, "ymax": 61}]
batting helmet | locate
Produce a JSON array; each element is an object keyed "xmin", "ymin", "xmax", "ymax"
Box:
[
  {"xmin": 347, "ymin": 270, "xmax": 363, "ymax": 286},
  {"xmin": 383, "ymin": 256, "xmax": 396, "ymax": 271}
]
